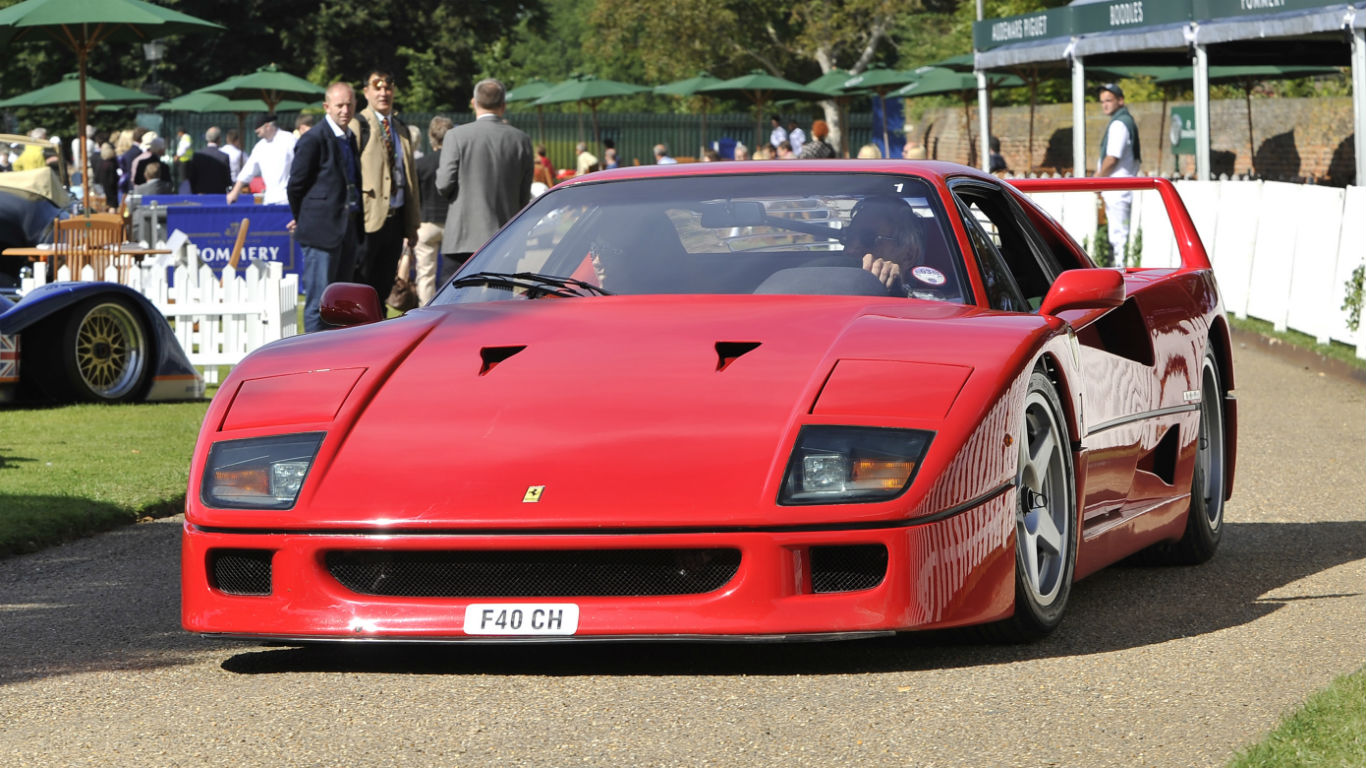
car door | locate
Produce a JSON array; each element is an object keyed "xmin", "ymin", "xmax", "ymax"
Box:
[{"xmin": 947, "ymin": 178, "xmax": 1179, "ymax": 537}]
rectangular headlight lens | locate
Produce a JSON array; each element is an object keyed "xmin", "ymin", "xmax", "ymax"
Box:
[
  {"xmin": 202, "ymin": 433, "xmax": 326, "ymax": 510},
  {"xmin": 781, "ymin": 426, "xmax": 931, "ymax": 505}
]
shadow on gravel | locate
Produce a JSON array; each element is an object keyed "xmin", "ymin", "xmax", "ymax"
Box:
[
  {"xmin": 0, "ymin": 516, "xmax": 233, "ymax": 687},
  {"xmin": 220, "ymin": 519, "xmax": 1364, "ymax": 677}
]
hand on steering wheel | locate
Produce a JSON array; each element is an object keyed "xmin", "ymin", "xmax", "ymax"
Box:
[{"xmin": 861, "ymin": 253, "xmax": 902, "ymax": 292}]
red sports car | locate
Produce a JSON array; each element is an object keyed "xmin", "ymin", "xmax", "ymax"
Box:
[{"xmin": 182, "ymin": 161, "xmax": 1234, "ymax": 643}]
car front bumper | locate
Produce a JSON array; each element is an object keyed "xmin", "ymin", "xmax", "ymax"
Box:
[{"xmin": 182, "ymin": 491, "xmax": 1016, "ymax": 642}]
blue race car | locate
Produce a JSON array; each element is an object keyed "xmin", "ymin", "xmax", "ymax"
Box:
[{"xmin": 1, "ymin": 281, "xmax": 204, "ymax": 404}]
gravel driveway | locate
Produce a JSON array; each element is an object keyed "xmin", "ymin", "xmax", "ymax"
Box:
[{"xmin": 1, "ymin": 333, "xmax": 1361, "ymax": 767}]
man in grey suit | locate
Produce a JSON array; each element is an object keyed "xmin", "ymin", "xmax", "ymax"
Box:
[{"xmin": 436, "ymin": 78, "xmax": 534, "ymax": 280}]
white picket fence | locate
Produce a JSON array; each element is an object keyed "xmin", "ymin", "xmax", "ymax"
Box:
[
  {"xmin": 135, "ymin": 260, "xmax": 299, "ymax": 383},
  {"xmin": 22, "ymin": 248, "xmax": 299, "ymax": 383},
  {"xmin": 1024, "ymin": 181, "xmax": 1366, "ymax": 358}
]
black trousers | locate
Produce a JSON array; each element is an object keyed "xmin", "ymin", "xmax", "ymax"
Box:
[{"xmin": 356, "ymin": 211, "xmax": 405, "ymax": 305}]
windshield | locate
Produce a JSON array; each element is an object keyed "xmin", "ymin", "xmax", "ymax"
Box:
[{"xmin": 431, "ymin": 172, "xmax": 968, "ymax": 305}]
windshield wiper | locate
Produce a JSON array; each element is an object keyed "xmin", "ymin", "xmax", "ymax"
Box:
[{"xmin": 448, "ymin": 271, "xmax": 612, "ymax": 298}]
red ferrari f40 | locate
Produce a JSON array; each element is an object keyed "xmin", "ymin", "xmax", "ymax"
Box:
[{"xmin": 182, "ymin": 161, "xmax": 1233, "ymax": 644}]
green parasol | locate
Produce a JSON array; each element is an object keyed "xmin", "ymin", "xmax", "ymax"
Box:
[
  {"xmin": 654, "ymin": 72, "xmax": 725, "ymax": 155},
  {"xmin": 506, "ymin": 78, "xmax": 555, "ymax": 144},
  {"xmin": 202, "ymin": 64, "xmax": 325, "ymax": 113},
  {"xmin": 805, "ymin": 69, "xmax": 853, "ymax": 157},
  {"xmin": 841, "ymin": 65, "xmax": 919, "ymax": 156},
  {"xmin": 506, "ymin": 78, "xmax": 554, "ymax": 103},
  {"xmin": 892, "ymin": 67, "xmax": 1025, "ymax": 165},
  {"xmin": 160, "ymin": 87, "xmax": 310, "ymax": 143},
  {"xmin": 159, "ymin": 89, "xmax": 310, "ymax": 114},
  {"xmin": 699, "ymin": 70, "xmax": 827, "ymax": 150},
  {"xmin": 0, "ymin": 0, "xmax": 223, "ymax": 210},
  {"xmin": 0, "ymin": 72, "xmax": 157, "ymax": 109},
  {"xmin": 532, "ymin": 75, "xmax": 650, "ymax": 150}
]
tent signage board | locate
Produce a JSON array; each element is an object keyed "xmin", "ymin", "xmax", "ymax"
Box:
[
  {"xmin": 1193, "ymin": 0, "xmax": 1348, "ymax": 21},
  {"xmin": 973, "ymin": 8, "xmax": 1072, "ymax": 52},
  {"xmin": 154, "ymin": 198, "xmax": 301, "ymax": 277},
  {"xmin": 1071, "ymin": 1, "xmax": 1193, "ymax": 35}
]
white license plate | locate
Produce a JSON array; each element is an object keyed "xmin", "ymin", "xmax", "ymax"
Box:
[{"xmin": 463, "ymin": 603, "xmax": 580, "ymax": 636}]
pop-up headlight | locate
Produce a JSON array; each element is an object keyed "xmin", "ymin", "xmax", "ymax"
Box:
[
  {"xmin": 202, "ymin": 433, "xmax": 326, "ymax": 510},
  {"xmin": 780, "ymin": 426, "xmax": 931, "ymax": 505}
]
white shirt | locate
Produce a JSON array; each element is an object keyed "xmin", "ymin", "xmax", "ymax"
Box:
[
  {"xmin": 788, "ymin": 128, "xmax": 806, "ymax": 155},
  {"xmin": 236, "ymin": 130, "xmax": 296, "ymax": 204},
  {"xmin": 769, "ymin": 124, "xmax": 787, "ymax": 149},
  {"xmin": 222, "ymin": 143, "xmax": 244, "ymax": 179},
  {"xmin": 1099, "ymin": 120, "xmax": 1136, "ymax": 178},
  {"xmin": 70, "ymin": 136, "xmax": 97, "ymax": 169}
]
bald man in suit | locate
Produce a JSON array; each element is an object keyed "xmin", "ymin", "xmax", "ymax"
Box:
[{"xmin": 287, "ymin": 82, "xmax": 364, "ymax": 332}]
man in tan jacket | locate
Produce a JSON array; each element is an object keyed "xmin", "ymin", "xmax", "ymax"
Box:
[{"xmin": 353, "ymin": 69, "xmax": 420, "ymax": 305}]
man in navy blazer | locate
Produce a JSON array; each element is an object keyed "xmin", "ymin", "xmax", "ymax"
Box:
[
  {"xmin": 185, "ymin": 126, "xmax": 233, "ymax": 194},
  {"xmin": 288, "ymin": 81, "xmax": 364, "ymax": 332}
]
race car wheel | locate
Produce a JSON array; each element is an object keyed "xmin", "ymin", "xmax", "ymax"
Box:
[
  {"xmin": 988, "ymin": 370, "xmax": 1077, "ymax": 642},
  {"xmin": 36, "ymin": 296, "xmax": 153, "ymax": 403},
  {"xmin": 1167, "ymin": 349, "xmax": 1226, "ymax": 564}
]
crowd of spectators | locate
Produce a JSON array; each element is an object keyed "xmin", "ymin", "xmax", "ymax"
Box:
[
  {"xmin": 0, "ymin": 109, "xmax": 937, "ymax": 213},
  {"xmin": 0, "ymin": 121, "xmax": 255, "ymax": 211}
]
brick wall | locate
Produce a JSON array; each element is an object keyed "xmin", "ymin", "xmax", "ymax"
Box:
[{"xmin": 908, "ymin": 95, "xmax": 1357, "ymax": 186}]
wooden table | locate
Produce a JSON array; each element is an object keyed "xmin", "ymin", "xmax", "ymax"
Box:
[
  {"xmin": 2, "ymin": 246, "xmax": 172, "ymax": 259},
  {"xmin": 2, "ymin": 245, "xmax": 172, "ymax": 282}
]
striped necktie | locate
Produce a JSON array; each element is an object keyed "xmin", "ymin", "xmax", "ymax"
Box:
[{"xmin": 380, "ymin": 115, "xmax": 396, "ymax": 196}]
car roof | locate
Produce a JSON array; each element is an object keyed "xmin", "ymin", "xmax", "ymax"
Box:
[{"xmin": 559, "ymin": 159, "xmax": 998, "ymax": 188}]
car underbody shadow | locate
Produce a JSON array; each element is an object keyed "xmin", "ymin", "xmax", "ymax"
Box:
[{"xmin": 219, "ymin": 519, "xmax": 1363, "ymax": 677}]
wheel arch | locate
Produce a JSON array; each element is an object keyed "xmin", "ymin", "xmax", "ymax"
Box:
[
  {"xmin": 21, "ymin": 289, "xmax": 162, "ymax": 402},
  {"xmin": 1032, "ymin": 347, "xmax": 1083, "ymax": 455},
  {"xmin": 1204, "ymin": 313, "xmax": 1237, "ymax": 501}
]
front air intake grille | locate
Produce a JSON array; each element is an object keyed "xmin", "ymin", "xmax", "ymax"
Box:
[
  {"xmin": 810, "ymin": 545, "xmax": 887, "ymax": 593},
  {"xmin": 326, "ymin": 548, "xmax": 741, "ymax": 598},
  {"xmin": 209, "ymin": 549, "xmax": 273, "ymax": 596}
]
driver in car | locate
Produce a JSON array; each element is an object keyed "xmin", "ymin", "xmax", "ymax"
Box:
[{"xmin": 847, "ymin": 196, "xmax": 928, "ymax": 296}]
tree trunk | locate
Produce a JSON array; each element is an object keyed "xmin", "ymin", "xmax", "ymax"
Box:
[{"xmin": 819, "ymin": 99, "xmax": 844, "ymax": 158}]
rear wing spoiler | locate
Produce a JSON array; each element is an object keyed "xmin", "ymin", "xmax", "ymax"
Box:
[{"xmin": 1009, "ymin": 176, "xmax": 1211, "ymax": 272}]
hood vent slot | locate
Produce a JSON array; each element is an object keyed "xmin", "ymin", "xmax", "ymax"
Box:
[
  {"xmin": 479, "ymin": 345, "xmax": 527, "ymax": 376},
  {"xmin": 715, "ymin": 341, "xmax": 761, "ymax": 372}
]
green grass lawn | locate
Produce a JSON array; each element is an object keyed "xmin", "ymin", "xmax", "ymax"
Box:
[
  {"xmin": 0, "ymin": 399, "xmax": 210, "ymax": 556},
  {"xmin": 1227, "ymin": 667, "xmax": 1366, "ymax": 767}
]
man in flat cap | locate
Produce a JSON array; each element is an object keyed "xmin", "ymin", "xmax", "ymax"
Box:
[
  {"xmin": 1096, "ymin": 83, "xmax": 1140, "ymax": 262},
  {"xmin": 227, "ymin": 113, "xmax": 297, "ymax": 205}
]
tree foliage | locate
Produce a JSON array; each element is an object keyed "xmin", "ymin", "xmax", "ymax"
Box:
[
  {"xmin": 9, "ymin": 0, "xmax": 1341, "ymax": 145},
  {"xmin": 0, "ymin": 0, "xmax": 542, "ymax": 137}
]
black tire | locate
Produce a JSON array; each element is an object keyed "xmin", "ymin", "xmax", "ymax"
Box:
[
  {"xmin": 983, "ymin": 370, "xmax": 1078, "ymax": 642},
  {"xmin": 1150, "ymin": 348, "xmax": 1226, "ymax": 565},
  {"xmin": 23, "ymin": 296, "xmax": 153, "ymax": 403}
]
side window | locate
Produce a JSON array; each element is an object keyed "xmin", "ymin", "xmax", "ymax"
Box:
[
  {"xmin": 1019, "ymin": 202, "xmax": 1090, "ymax": 271},
  {"xmin": 952, "ymin": 183, "xmax": 1062, "ymax": 311},
  {"xmin": 956, "ymin": 200, "xmax": 1030, "ymax": 312}
]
